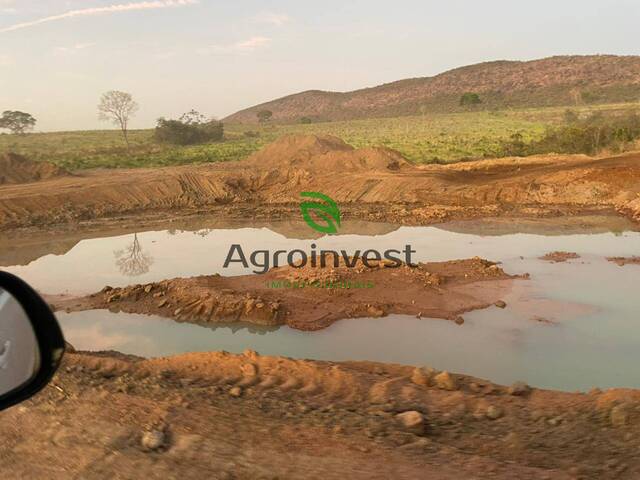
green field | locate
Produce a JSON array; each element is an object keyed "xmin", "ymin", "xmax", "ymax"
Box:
[{"xmin": 1, "ymin": 103, "xmax": 638, "ymax": 171}]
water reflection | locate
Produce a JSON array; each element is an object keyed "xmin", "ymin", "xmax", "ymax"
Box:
[{"xmin": 113, "ymin": 233, "xmax": 154, "ymax": 277}]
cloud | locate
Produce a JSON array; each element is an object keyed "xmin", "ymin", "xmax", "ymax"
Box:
[
  {"xmin": 0, "ymin": 0, "xmax": 198, "ymax": 34},
  {"xmin": 253, "ymin": 13, "xmax": 291, "ymax": 27},
  {"xmin": 199, "ymin": 36, "xmax": 271, "ymax": 55},
  {"xmin": 54, "ymin": 43, "xmax": 96, "ymax": 55}
]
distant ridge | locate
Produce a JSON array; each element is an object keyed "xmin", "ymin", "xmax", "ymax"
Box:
[{"xmin": 224, "ymin": 55, "xmax": 640, "ymax": 124}]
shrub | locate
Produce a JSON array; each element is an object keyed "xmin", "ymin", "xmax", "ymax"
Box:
[
  {"xmin": 243, "ymin": 130, "xmax": 260, "ymax": 138},
  {"xmin": 459, "ymin": 92, "xmax": 482, "ymax": 107},
  {"xmin": 154, "ymin": 112, "xmax": 223, "ymax": 145},
  {"xmin": 299, "ymin": 116, "xmax": 313, "ymax": 124},
  {"xmin": 257, "ymin": 110, "xmax": 273, "ymax": 123},
  {"xmin": 499, "ymin": 112, "xmax": 640, "ymax": 157}
]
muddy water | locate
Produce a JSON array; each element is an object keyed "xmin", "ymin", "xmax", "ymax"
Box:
[{"xmin": 3, "ymin": 216, "xmax": 640, "ymax": 391}]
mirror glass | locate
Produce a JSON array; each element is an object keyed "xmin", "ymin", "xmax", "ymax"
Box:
[{"xmin": 0, "ymin": 287, "xmax": 40, "ymax": 397}]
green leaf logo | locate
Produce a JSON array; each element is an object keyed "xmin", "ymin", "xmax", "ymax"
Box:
[{"xmin": 300, "ymin": 191, "xmax": 341, "ymax": 234}]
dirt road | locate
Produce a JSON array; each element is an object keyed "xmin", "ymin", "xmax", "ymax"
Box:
[{"xmin": 1, "ymin": 135, "xmax": 640, "ymax": 230}]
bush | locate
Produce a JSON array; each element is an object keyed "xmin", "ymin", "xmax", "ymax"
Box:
[
  {"xmin": 154, "ymin": 113, "xmax": 223, "ymax": 145},
  {"xmin": 459, "ymin": 92, "xmax": 482, "ymax": 107},
  {"xmin": 243, "ymin": 130, "xmax": 260, "ymax": 138},
  {"xmin": 499, "ymin": 112, "xmax": 640, "ymax": 157},
  {"xmin": 299, "ymin": 117, "xmax": 313, "ymax": 124}
]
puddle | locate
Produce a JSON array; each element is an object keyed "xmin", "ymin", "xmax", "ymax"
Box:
[{"xmin": 3, "ymin": 216, "xmax": 640, "ymax": 391}]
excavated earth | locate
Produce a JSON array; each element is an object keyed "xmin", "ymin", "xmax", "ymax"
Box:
[
  {"xmin": 4, "ymin": 135, "xmax": 640, "ymax": 478},
  {"xmin": 0, "ymin": 152, "xmax": 68, "ymax": 185},
  {"xmin": 51, "ymin": 257, "xmax": 521, "ymax": 331},
  {"xmin": 2, "ymin": 350, "xmax": 640, "ymax": 479},
  {"xmin": 1, "ymin": 135, "xmax": 640, "ymax": 230}
]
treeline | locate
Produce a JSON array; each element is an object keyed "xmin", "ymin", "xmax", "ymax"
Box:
[{"xmin": 500, "ymin": 111, "xmax": 640, "ymax": 157}]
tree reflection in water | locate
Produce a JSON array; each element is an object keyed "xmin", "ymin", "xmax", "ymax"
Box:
[{"xmin": 114, "ymin": 233, "xmax": 153, "ymax": 277}]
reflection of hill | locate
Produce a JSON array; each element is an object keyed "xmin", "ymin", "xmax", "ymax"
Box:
[
  {"xmin": 435, "ymin": 215, "xmax": 640, "ymax": 237},
  {"xmin": 0, "ymin": 218, "xmax": 401, "ymax": 267}
]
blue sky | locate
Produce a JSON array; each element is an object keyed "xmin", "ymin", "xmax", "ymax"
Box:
[{"xmin": 1, "ymin": 0, "xmax": 638, "ymax": 131}]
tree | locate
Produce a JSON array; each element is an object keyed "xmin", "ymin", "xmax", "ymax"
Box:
[
  {"xmin": 154, "ymin": 110, "xmax": 224, "ymax": 145},
  {"xmin": 459, "ymin": 92, "xmax": 482, "ymax": 107},
  {"xmin": 257, "ymin": 109, "xmax": 273, "ymax": 123},
  {"xmin": 0, "ymin": 111, "xmax": 36, "ymax": 134},
  {"xmin": 98, "ymin": 90, "xmax": 138, "ymax": 149}
]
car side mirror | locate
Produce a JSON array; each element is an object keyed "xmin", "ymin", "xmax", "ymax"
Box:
[{"xmin": 0, "ymin": 271, "xmax": 65, "ymax": 412}]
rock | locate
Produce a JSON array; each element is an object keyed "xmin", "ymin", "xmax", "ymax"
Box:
[
  {"xmin": 611, "ymin": 404, "xmax": 631, "ymax": 427},
  {"xmin": 434, "ymin": 371, "xmax": 457, "ymax": 391},
  {"xmin": 367, "ymin": 305, "xmax": 385, "ymax": 318},
  {"xmin": 494, "ymin": 300, "xmax": 507, "ymax": 309},
  {"xmin": 144, "ymin": 285, "xmax": 153, "ymax": 293},
  {"xmin": 157, "ymin": 299, "xmax": 167, "ymax": 308},
  {"xmin": 106, "ymin": 293, "xmax": 120, "ymax": 303},
  {"xmin": 396, "ymin": 411, "xmax": 426, "ymax": 435},
  {"xmin": 229, "ymin": 386, "xmax": 242, "ymax": 397},
  {"xmin": 507, "ymin": 381, "xmax": 531, "ymax": 396},
  {"xmin": 141, "ymin": 429, "xmax": 165, "ymax": 450},
  {"xmin": 486, "ymin": 405, "xmax": 503, "ymax": 420},
  {"xmin": 411, "ymin": 367, "xmax": 434, "ymax": 386}
]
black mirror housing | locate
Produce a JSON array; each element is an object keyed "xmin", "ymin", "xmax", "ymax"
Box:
[{"xmin": 0, "ymin": 271, "xmax": 65, "ymax": 411}]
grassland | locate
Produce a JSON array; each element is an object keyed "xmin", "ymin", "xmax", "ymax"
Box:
[{"xmin": 1, "ymin": 103, "xmax": 638, "ymax": 171}]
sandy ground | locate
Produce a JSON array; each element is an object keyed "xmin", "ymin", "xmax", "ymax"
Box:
[
  {"xmin": 1, "ymin": 135, "xmax": 640, "ymax": 231},
  {"xmin": 1, "ymin": 349, "xmax": 639, "ymax": 479},
  {"xmin": 50, "ymin": 257, "xmax": 521, "ymax": 331}
]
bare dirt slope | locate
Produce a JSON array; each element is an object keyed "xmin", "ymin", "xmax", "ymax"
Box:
[
  {"xmin": 1, "ymin": 135, "xmax": 640, "ymax": 230},
  {"xmin": 3, "ymin": 349, "xmax": 639, "ymax": 479},
  {"xmin": 223, "ymin": 55, "xmax": 640, "ymax": 123},
  {"xmin": 0, "ymin": 152, "xmax": 68, "ymax": 185}
]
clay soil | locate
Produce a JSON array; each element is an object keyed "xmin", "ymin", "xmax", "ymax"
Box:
[
  {"xmin": 51, "ymin": 257, "xmax": 521, "ymax": 331},
  {"xmin": 2, "ymin": 135, "xmax": 640, "ymax": 231},
  {"xmin": 4, "ymin": 136, "xmax": 640, "ymax": 479},
  {"xmin": 2, "ymin": 349, "xmax": 639, "ymax": 479}
]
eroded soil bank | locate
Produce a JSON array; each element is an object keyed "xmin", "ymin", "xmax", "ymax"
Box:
[
  {"xmin": 2, "ymin": 135, "xmax": 640, "ymax": 230},
  {"xmin": 51, "ymin": 257, "xmax": 521, "ymax": 331},
  {"xmin": 3, "ymin": 349, "xmax": 639, "ymax": 479}
]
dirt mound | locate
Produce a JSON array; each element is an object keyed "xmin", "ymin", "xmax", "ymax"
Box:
[
  {"xmin": 245, "ymin": 134, "xmax": 410, "ymax": 173},
  {"xmin": 540, "ymin": 251, "xmax": 581, "ymax": 263},
  {"xmin": 607, "ymin": 256, "xmax": 640, "ymax": 266},
  {"xmin": 5, "ymin": 348, "xmax": 640, "ymax": 478},
  {"xmin": 0, "ymin": 153, "xmax": 68, "ymax": 185},
  {"xmin": 52, "ymin": 257, "xmax": 521, "ymax": 331},
  {"xmin": 3, "ymin": 140, "xmax": 640, "ymax": 230}
]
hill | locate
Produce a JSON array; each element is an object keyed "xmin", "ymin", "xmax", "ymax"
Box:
[{"xmin": 224, "ymin": 55, "xmax": 640, "ymax": 124}]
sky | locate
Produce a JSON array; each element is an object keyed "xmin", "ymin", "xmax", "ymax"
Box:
[{"xmin": 0, "ymin": 0, "xmax": 639, "ymax": 132}]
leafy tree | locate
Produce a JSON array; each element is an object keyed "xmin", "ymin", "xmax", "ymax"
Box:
[
  {"xmin": 459, "ymin": 92, "xmax": 482, "ymax": 107},
  {"xmin": 154, "ymin": 110, "xmax": 223, "ymax": 145},
  {"xmin": 98, "ymin": 90, "xmax": 138, "ymax": 149},
  {"xmin": 257, "ymin": 109, "xmax": 273, "ymax": 123},
  {"xmin": 0, "ymin": 110, "xmax": 36, "ymax": 134}
]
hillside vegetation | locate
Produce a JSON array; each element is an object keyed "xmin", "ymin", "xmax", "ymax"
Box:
[
  {"xmin": 0, "ymin": 103, "xmax": 638, "ymax": 170},
  {"xmin": 224, "ymin": 55, "xmax": 640, "ymax": 124}
]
